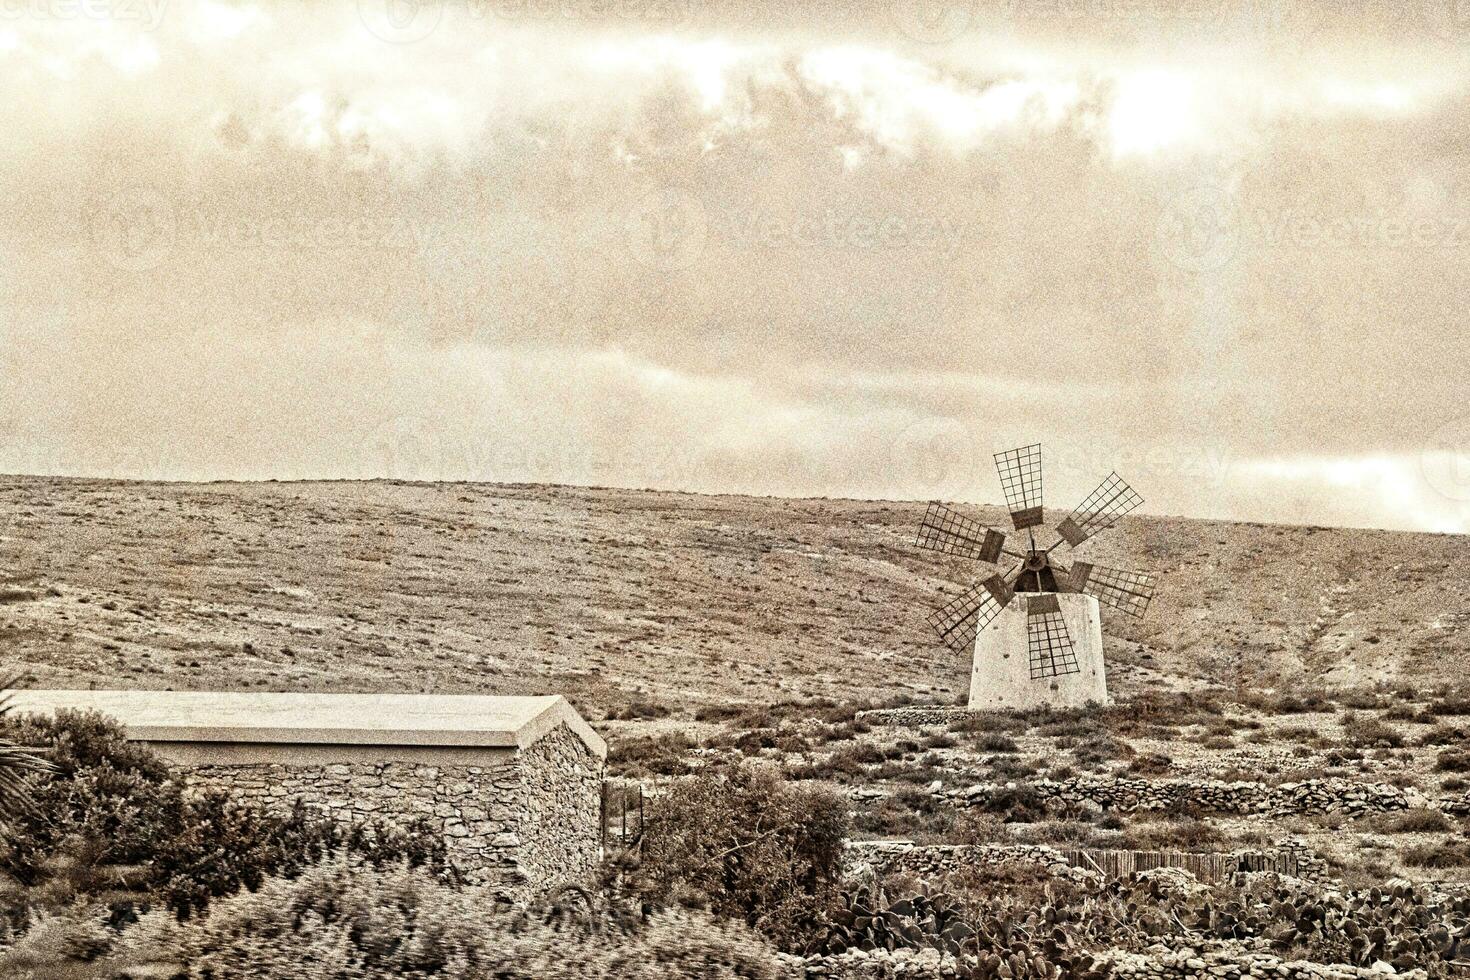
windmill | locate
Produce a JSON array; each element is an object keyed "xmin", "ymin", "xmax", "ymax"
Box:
[{"xmin": 916, "ymin": 444, "xmax": 1156, "ymax": 710}]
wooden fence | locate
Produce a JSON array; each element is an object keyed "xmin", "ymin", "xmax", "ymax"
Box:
[{"xmin": 1052, "ymin": 847, "xmax": 1300, "ymax": 882}]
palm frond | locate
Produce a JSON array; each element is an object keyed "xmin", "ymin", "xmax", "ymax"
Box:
[{"xmin": 0, "ymin": 676, "xmax": 57, "ymax": 826}]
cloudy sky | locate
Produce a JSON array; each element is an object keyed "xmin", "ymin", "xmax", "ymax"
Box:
[{"xmin": 2, "ymin": 0, "xmax": 1469, "ymax": 532}]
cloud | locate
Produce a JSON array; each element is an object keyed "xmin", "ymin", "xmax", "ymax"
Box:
[{"xmin": 1, "ymin": 2, "xmax": 1469, "ymax": 532}]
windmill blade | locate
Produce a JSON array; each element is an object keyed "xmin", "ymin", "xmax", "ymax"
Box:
[
  {"xmin": 926, "ymin": 574, "xmax": 1014, "ymax": 653},
  {"xmin": 1067, "ymin": 561, "xmax": 1156, "ymax": 618},
  {"xmin": 1025, "ymin": 594, "xmax": 1081, "ymax": 680},
  {"xmin": 993, "ymin": 443, "xmax": 1044, "ymax": 530},
  {"xmin": 915, "ymin": 502, "xmax": 1006, "ymax": 563},
  {"xmin": 1055, "ymin": 472, "xmax": 1142, "ymax": 547}
]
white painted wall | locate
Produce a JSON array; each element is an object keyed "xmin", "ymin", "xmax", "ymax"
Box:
[{"xmin": 968, "ymin": 592, "xmax": 1107, "ymax": 712}]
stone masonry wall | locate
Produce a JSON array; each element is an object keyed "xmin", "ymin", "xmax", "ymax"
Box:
[
  {"xmin": 182, "ymin": 722, "xmax": 605, "ymax": 897},
  {"xmin": 795, "ymin": 946, "xmax": 1429, "ymax": 979},
  {"xmin": 514, "ymin": 723, "xmax": 604, "ymax": 891},
  {"xmin": 847, "ymin": 839, "xmax": 1329, "ymax": 886},
  {"xmin": 939, "ymin": 775, "xmax": 1440, "ymax": 818}
]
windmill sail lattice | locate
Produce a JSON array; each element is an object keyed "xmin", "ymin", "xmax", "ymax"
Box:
[
  {"xmin": 916, "ymin": 502, "xmax": 1005, "ymax": 563},
  {"xmin": 1025, "ymin": 594, "xmax": 1079, "ymax": 679},
  {"xmin": 926, "ymin": 575, "xmax": 1013, "ymax": 653},
  {"xmin": 1068, "ymin": 561, "xmax": 1156, "ymax": 618},
  {"xmin": 993, "ymin": 444, "xmax": 1044, "ymax": 529},
  {"xmin": 1055, "ymin": 472, "xmax": 1143, "ymax": 547}
]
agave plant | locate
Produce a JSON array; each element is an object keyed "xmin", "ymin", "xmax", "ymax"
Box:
[{"xmin": 0, "ymin": 679, "xmax": 56, "ymax": 836}]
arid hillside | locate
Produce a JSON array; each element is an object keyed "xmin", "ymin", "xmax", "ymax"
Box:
[{"xmin": 0, "ymin": 477, "xmax": 1465, "ymax": 717}]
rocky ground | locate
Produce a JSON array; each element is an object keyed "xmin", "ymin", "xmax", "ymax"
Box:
[{"xmin": 0, "ymin": 476, "xmax": 1466, "ymax": 714}]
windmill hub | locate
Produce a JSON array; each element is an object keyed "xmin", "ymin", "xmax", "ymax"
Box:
[
  {"xmin": 915, "ymin": 443, "xmax": 1157, "ymax": 712},
  {"xmin": 1015, "ymin": 550, "xmax": 1058, "ymax": 594}
]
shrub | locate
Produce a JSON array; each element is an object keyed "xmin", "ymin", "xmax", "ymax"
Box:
[
  {"xmin": 974, "ymin": 733, "xmax": 1018, "ymax": 753},
  {"xmin": 692, "ymin": 703, "xmax": 746, "ymax": 723},
  {"xmin": 1127, "ymin": 753, "xmax": 1172, "ymax": 776},
  {"xmin": 1272, "ymin": 691, "xmax": 1332, "ymax": 714},
  {"xmin": 1104, "ymin": 691, "xmax": 1220, "ymax": 731},
  {"xmin": 1418, "ymin": 725, "xmax": 1468, "ymax": 746},
  {"xmin": 1337, "ymin": 688, "xmax": 1397, "ymax": 710},
  {"xmin": 608, "ymin": 732, "xmax": 692, "ymax": 777},
  {"xmin": 1122, "ymin": 815, "xmax": 1223, "ymax": 851},
  {"xmin": 95, "ymin": 855, "xmax": 790, "ymax": 979},
  {"xmin": 1435, "ymin": 748, "xmax": 1470, "ymax": 773},
  {"xmin": 972, "ymin": 786, "xmax": 1046, "ymax": 824},
  {"xmin": 1072, "ymin": 737, "xmax": 1133, "ymax": 766},
  {"xmin": 0, "ymin": 709, "xmax": 450, "ymax": 922},
  {"xmin": 787, "ymin": 741, "xmax": 899, "ymax": 782},
  {"xmin": 638, "ymin": 762, "xmax": 847, "ymax": 951},
  {"xmin": 984, "ymin": 756, "xmax": 1039, "ymax": 782},
  {"xmin": 1011, "ymin": 820, "xmax": 1103, "ymax": 847},
  {"xmin": 1340, "ymin": 712, "xmax": 1404, "ymax": 748},
  {"xmin": 1033, "ymin": 713, "xmax": 1104, "ymax": 739},
  {"xmin": 608, "ymin": 700, "xmax": 672, "ymax": 721},
  {"xmin": 852, "ymin": 786, "xmax": 952, "ymax": 840},
  {"xmin": 1371, "ymin": 809, "xmax": 1451, "ymax": 834},
  {"xmin": 950, "ymin": 711, "xmax": 1030, "ymax": 735},
  {"xmin": 732, "ymin": 730, "xmax": 779, "ymax": 753},
  {"xmin": 1404, "ymin": 840, "xmax": 1470, "ymax": 868},
  {"xmin": 950, "ymin": 810, "xmax": 1008, "ymax": 845},
  {"xmin": 1429, "ymin": 695, "xmax": 1470, "ymax": 716}
]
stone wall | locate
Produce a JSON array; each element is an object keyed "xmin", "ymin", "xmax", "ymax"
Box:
[
  {"xmin": 940, "ymin": 775, "xmax": 1440, "ymax": 818},
  {"xmin": 1107, "ymin": 949, "xmax": 1428, "ymax": 980},
  {"xmin": 855, "ymin": 707, "xmax": 972, "ymax": 728},
  {"xmin": 846, "ymin": 841, "xmax": 1073, "ymax": 880},
  {"xmin": 847, "ymin": 839, "xmax": 1329, "ymax": 886},
  {"xmin": 796, "ymin": 947, "xmax": 1429, "ymax": 979},
  {"xmin": 512, "ymin": 723, "xmax": 604, "ymax": 890},
  {"xmin": 183, "ymin": 721, "xmax": 604, "ymax": 896}
]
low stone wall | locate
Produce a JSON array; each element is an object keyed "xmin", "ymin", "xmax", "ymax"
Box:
[
  {"xmin": 847, "ymin": 838, "xmax": 1329, "ymax": 886},
  {"xmin": 185, "ymin": 722, "xmax": 602, "ymax": 895},
  {"xmin": 798, "ymin": 946, "xmax": 1428, "ymax": 979},
  {"xmin": 846, "ymin": 841, "xmax": 1073, "ymax": 880},
  {"xmin": 940, "ymin": 775, "xmax": 1436, "ymax": 818},
  {"xmin": 1107, "ymin": 948, "xmax": 1429, "ymax": 980},
  {"xmin": 855, "ymin": 707, "xmax": 972, "ymax": 728}
]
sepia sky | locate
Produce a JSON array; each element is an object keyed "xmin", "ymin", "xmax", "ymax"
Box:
[{"xmin": 3, "ymin": 0, "xmax": 1470, "ymax": 532}]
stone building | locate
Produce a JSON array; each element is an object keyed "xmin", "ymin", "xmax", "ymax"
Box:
[{"xmin": 9, "ymin": 690, "xmax": 606, "ymax": 896}]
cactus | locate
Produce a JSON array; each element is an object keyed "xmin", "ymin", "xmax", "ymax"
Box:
[{"xmin": 814, "ymin": 870, "xmax": 1468, "ymax": 979}]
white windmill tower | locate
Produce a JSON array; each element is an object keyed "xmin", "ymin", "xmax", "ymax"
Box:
[{"xmin": 916, "ymin": 444, "xmax": 1156, "ymax": 711}]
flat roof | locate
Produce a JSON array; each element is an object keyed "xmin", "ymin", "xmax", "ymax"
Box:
[{"xmin": 7, "ymin": 690, "xmax": 606, "ymax": 759}]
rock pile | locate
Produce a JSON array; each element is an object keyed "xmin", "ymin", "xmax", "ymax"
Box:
[
  {"xmin": 1439, "ymin": 789, "xmax": 1470, "ymax": 815},
  {"xmin": 941, "ymin": 775, "xmax": 1435, "ymax": 818}
]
